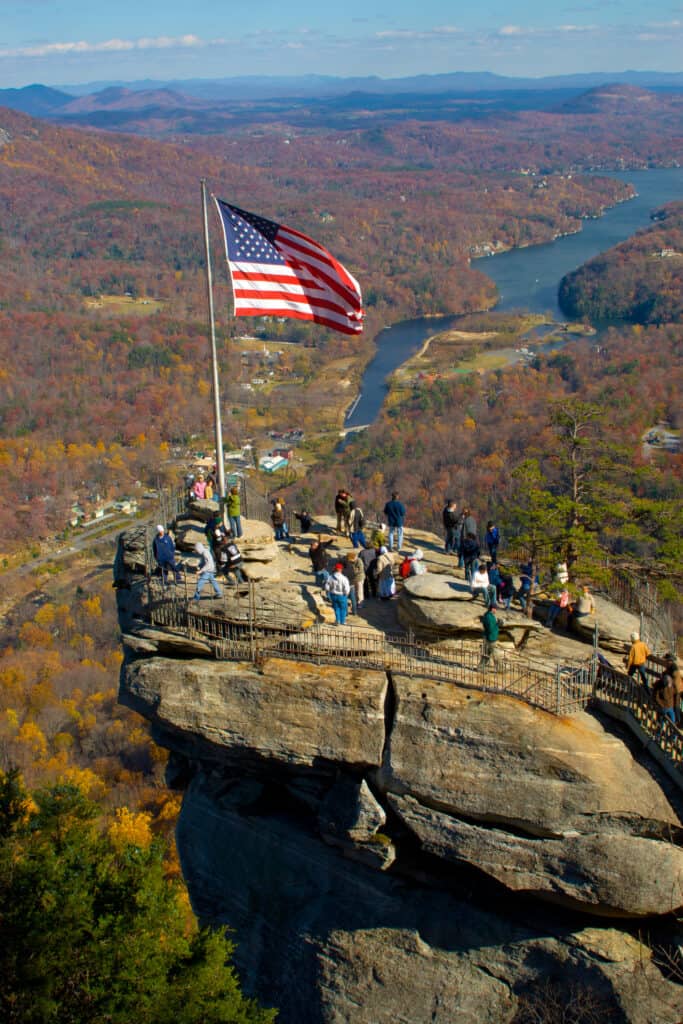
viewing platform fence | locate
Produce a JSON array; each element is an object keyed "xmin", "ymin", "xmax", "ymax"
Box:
[{"xmin": 145, "ymin": 587, "xmax": 594, "ymax": 717}]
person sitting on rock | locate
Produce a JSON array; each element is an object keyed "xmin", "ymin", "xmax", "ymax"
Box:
[
  {"xmin": 152, "ymin": 524, "xmax": 183, "ymax": 586},
  {"xmin": 471, "ymin": 564, "xmax": 496, "ymax": 607},
  {"xmin": 625, "ymin": 632, "xmax": 651, "ymax": 690},
  {"xmin": 497, "ymin": 569, "xmax": 515, "ymax": 611},
  {"xmin": 546, "ymin": 588, "xmax": 570, "ymax": 630},
  {"xmin": 570, "ymin": 585, "xmax": 595, "ymax": 630}
]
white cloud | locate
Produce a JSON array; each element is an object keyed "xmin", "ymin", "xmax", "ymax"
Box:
[
  {"xmin": 375, "ymin": 26, "xmax": 462, "ymax": 41},
  {"xmin": 0, "ymin": 33, "xmax": 207, "ymax": 59}
]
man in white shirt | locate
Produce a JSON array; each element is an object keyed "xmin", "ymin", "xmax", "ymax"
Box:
[{"xmin": 325, "ymin": 562, "xmax": 351, "ymax": 625}]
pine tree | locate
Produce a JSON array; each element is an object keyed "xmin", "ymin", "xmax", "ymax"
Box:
[{"xmin": 0, "ymin": 773, "xmax": 276, "ymax": 1024}]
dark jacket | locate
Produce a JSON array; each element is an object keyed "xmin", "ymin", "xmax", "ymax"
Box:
[
  {"xmin": 309, "ymin": 539, "xmax": 334, "ymax": 573},
  {"xmin": 384, "ymin": 499, "xmax": 406, "ymax": 527},
  {"xmin": 153, "ymin": 533, "xmax": 176, "ymax": 566},
  {"xmin": 461, "ymin": 536, "xmax": 480, "ymax": 562},
  {"xmin": 442, "ymin": 505, "xmax": 459, "ymax": 529}
]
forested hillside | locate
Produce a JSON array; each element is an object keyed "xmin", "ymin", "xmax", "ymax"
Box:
[
  {"xmin": 559, "ymin": 202, "xmax": 683, "ymax": 323},
  {"xmin": 295, "ymin": 316, "xmax": 683, "ymax": 596},
  {"xmin": 0, "ymin": 104, "xmax": 638, "ymax": 550}
]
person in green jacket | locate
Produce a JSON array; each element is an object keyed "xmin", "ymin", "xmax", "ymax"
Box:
[
  {"xmin": 226, "ymin": 485, "xmax": 242, "ymax": 538},
  {"xmin": 479, "ymin": 608, "xmax": 502, "ymax": 671}
]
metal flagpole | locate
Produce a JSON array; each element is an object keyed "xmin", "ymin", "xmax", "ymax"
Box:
[{"xmin": 200, "ymin": 178, "xmax": 226, "ymax": 499}]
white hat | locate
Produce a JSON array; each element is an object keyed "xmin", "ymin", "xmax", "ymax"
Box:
[
  {"xmin": 156, "ymin": 524, "xmax": 165, "ymax": 533},
  {"xmin": 630, "ymin": 631, "xmax": 639, "ymax": 641}
]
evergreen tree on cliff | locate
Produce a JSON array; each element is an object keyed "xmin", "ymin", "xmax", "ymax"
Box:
[{"xmin": 0, "ymin": 770, "xmax": 276, "ymax": 1024}]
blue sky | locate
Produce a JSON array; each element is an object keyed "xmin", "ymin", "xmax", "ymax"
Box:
[{"xmin": 1, "ymin": 0, "xmax": 682, "ymax": 88}]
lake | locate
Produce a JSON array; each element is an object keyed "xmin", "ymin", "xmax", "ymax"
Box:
[{"xmin": 345, "ymin": 168, "xmax": 683, "ymax": 429}]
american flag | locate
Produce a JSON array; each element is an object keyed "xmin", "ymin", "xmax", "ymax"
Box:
[{"xmin": 214, "ymin": 199, "xmax": 363, "ymax": 335}]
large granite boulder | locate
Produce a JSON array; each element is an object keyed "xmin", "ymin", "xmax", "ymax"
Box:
[
  {"xmin": 390, "ymin": 793, "xmax": 683, "ymax": 917},
  {"xmin": 175, "ymin": 769, "xmax": 683, "ymax": 1024},
  {"xmin": 123, "ymin": 655, "xmax": 388, "ymax": 770},
  {"xmin": 378, "ymin": 675, "xmax": 678, "ymax": 837},
  {"xmin": 398, "ymin": 573, "xmax": 543, "ymax": 645}
]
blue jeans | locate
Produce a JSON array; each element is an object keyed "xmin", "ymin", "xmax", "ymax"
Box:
[
  {"xmin": 628, "ymin": 664, "xmax": 649, "ymax": 690},
  {"xmin": 193, "ymin": 571, "xmax": 222, "ymax": 600},
  {"xmin": 464, "ymin": 558, "xmax": 479, "ymax": 584},
  {"xmin": 330, "ymin": 592, "xmax": 347, "ymax": 625},
  {"xmin": 388, "ymin": 525, "xmax": 404, "ymax": 551},
  {"xmin": 315, "ymin": 568, "xmax": 330, "ymax": 587},
  {"xmin": 350, "ymin": 530, "xmax": 366, "ymax": 549},
  {"xmin": 228, "ymin": 515, "xmax": 242, "ymax": 538}
]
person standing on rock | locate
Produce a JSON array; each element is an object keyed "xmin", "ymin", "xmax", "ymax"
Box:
[
  {"xmin": 343, "ymin": 551, "xmax": 365, "ymax": 615},
  {"xmin": 152, "ymin": 524, "xmax": 183, "ymax": 586},
  {"xmin": 271, "ymin": 497, "xmax": 287, "ymax": 541},
  {"xmin": 192, "ymin": 474, "xmax": 207, "ymax": 500},
  {"xmin": 484, "ymin": 521, "xmax": 500, "ymax": 564},
  {"xmin": 334, "ymin": 489, "xmax": 352, "ymax": 536},
  {"xmin": 479, "ymin": 607, "xmax": 502, "ymax": 671},
  {"xmin": 442, "ymin": 499, "xmax": 459, "ymax": 554},
  {"xmin": 226, "ymin": 485, "xmax": 243, "ymax": 538},
  {"xmin": 383, "ymin": 492, "xmax": 406, "ymax": 553},
  {"xmin": 349, "ymin": 503, "xmax": 366, "ymax": 549},
  {"xmin": 625, "ymin": 632, "xmax": 651, "ymax": 690},
  {"xmin": 461, "ymin": 532, "xmax": 480, "ymax": 584},
  {"xmin": 359, "ymin": 544, "xmax": 379, "ymax": 599},
  {"xmin": 376, "ymin": 546, "xmax": 396, "ymax": 600},
  {"xmin": 192, "ymin": 542, "xmax": 222, "ymax": 602},
  {"xmin": 325, "ymin": 562, "xmax": 351, "ymax": 625}
]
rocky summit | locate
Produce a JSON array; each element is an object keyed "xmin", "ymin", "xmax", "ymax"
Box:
[{"xmin": 116, "ymin": 518, "xmax": 683, "ymax": 1023}]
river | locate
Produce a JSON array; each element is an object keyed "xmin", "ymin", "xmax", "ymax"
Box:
[{"xmin": 344, "ymin": 168, "xmax": 683, "ymax": 430}]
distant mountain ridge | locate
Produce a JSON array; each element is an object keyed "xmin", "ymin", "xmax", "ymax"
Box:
[{"xmin": 2, "ymin": 70, "xmax": 683, "ymax": 118}]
